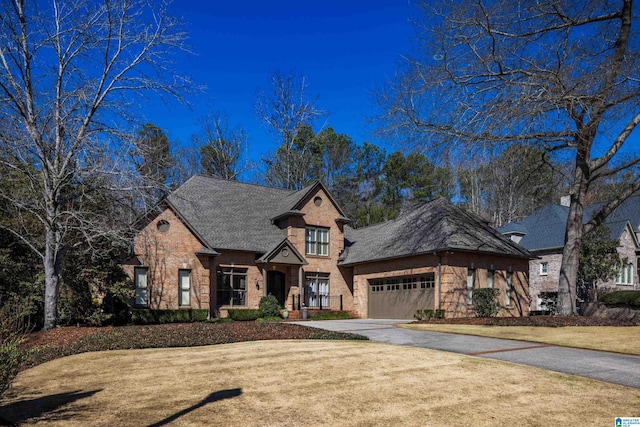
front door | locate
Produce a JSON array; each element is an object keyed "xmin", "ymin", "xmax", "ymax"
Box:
[{"xmin": 267, "ymin": 271, "xmax": 286, "ymax": 307}]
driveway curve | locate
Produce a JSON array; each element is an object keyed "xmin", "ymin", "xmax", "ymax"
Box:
[{"xmin": 294, "ymin": 319, "xmax": 640, "ymax": 389}]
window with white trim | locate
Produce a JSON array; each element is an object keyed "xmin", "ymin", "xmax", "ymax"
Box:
[
  {"xmin": 134, "ymin": 267, "xmax": 148, "ymax": 307},
  {"xmin": 539, "ymin": 262, "xmax": 548, "ymax": 276},
  {"xmin": 217, "ymin": 267, "xmax": 247, "ymax": 306},
  {"xmin": 467, "ymin": 268, "xmax": 475, "ymax": 305},
  {"xmin": 305, "ymin": 227, "xmax": 329, "ymax": 256},
  {"xmin": 616, "ymin": 263, "xmax": 634, "ymax": 285},
  {"xmin": 178, "ymin": 269, "xmax": 191, "ymax": 306},
  {"xmin": 506, "ymin": 272, "xmax": 513, "ymax": 306},
  {"xmin": 306, "ymin": 272, "xmax": 329, "ymax": 308},
  {"xmin": 487, "ymin": 270, "xmax": 494, "ymax": 288}
]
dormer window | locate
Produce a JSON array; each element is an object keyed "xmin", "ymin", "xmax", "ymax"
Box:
[{"xmin": 306, "ymin": 226, "xmax": 329, "ymax": 256}]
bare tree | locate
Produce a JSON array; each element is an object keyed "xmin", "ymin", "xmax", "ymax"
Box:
[
  {"xmin": 0, "ymin": 0, "xmax": 192, "ymax": 329},
  {"xmin": 256, "ymin": 70, "xmax": 325, "ymax": 189},
  {"xmin": 192, "ymin": 113, "xmax": 251, "ymax": 180},
  {"xmin": 377, "ymin": 0, "xmax": 640, "ymax": 315}
]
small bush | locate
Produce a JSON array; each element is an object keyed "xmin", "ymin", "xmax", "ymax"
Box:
[
  {"xmin": 259, "ymin": 294, "xmax": 282, "ymax": 318},
  {"xmin": 131, "ymin": 309, "xmax": 208, "ymax": 325},
  {"xmin": 600, "ymin": 290, "xmax": 640, "ymax": 308},
  {"xmin": 539, "ymin": 292, "xmax": 558, "ymax": 315},
  {"xmin": 1, "ymin": 299, "xmax": 35, "ymax": 400},
  {"xmin": 473, "ymin": 288, "xmax": 500, "ymax": 317},
  {"xmin": 227, "ymin": 309, "xmax": 262, "ymax": 321},
  {"xmin": 434, "ymin": 309, "xmax": 445, "ymax": 319},
  {"xmin": 414, "ymin": 310, "xmax": 423, "ymax": 320},
  {"xmin": 309, "ymin": 312, "xmax": 350, "ymax": 321},
  {"xmin": 423, "ymin": 309, "xmax": 434, "ymax": 319}
]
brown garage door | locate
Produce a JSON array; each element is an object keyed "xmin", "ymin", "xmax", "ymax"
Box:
[{"xmin": 368, "ymin": 274, "xmax": 435, "ymax": 319}]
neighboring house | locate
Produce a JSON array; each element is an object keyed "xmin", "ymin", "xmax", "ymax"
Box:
[
  {"xmin": 499, "ymin": 195, "xmax": 640, "ymax": 310},
  {"xmin": 124, "ymin": 175, "xmax": 533, "ymax": 319}
]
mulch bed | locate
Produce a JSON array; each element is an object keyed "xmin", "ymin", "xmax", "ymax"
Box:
[
  {"xmin": 20, "ymin": 322, "xmax": 367, "ymax": 371},
  {"xmin": 415, "ymin": 315, "xmax": 638, "ymax": 327}
]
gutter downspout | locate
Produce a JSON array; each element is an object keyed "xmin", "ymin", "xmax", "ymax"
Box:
[{"xmin": 435, "ymin": 252, "xmax": 442, "ymax": 310}]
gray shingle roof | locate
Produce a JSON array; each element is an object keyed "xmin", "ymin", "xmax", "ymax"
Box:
[
  {"xmin": 339, "ymin": 198, "xmax": 533, "ymax": 266},
  {"xmin": 498, "ymin": 194, "xmax": 640, "ymax": 252},
  {"xmin": 167, "ymin": 176, "xmax": 295, "ymax": 252}
]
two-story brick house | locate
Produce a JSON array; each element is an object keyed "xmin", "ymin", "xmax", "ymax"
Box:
[{"xmin": 124, "ymin": 175, "xmax": 533, "ymax": 318}]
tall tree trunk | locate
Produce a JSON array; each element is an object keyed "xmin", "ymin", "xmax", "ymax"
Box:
[
  {"xmin": 43, "ymin": 227, "xmax": 62, "ymax": 330},
  {"xmin": 557, "ymin": 156, "xmax": 589, "ymax": 315}
]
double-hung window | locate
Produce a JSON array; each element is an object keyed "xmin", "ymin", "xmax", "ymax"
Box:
[
  {"xmin": 506, "ymin": 272, "xmax": 513, "ymax": 306},
  {"xmin": 540, "ymin": 262, "xmax": 548, "ymax": 276},
  {"xmin": 617, "ymin": 263, "xmax": 634, "ymax": 285},
  {"xmin": 487, "ymin": 270, "xmax": 494, "ymax": 288},
  {"xmin": 305, "ymin": 227, "xmax": 329, "ymax": 256},
  {"xmin": 217, "ymin": 267, "xmax": 247, "ymax": 306},
  {"xmin": 306, "ymin": 272, "xmax": 330, "ymax": 308},
  {"xmin": 466, "ymin": 268, "xmax": 475, "ymax": 305},
  {"xmin": 134, "ymin": 267, "xmax": 148, "ymax": 307},
  {"xmin": 179, "ymin": 269, "xmax": 191, "ymax": 306}
]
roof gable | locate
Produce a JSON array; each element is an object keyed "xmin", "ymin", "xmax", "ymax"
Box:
[
  {"xmin": 163, "ymin": 175, "xmax": 349, "ymax": 254},
  {"xmin": 256, "ymin": 239, "xmax": 308, "ymax": 265}
]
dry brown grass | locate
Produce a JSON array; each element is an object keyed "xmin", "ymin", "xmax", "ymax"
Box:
[
  {"xmin": 2, "ymin": 340, "xmax": 639, "ymax": 426},
  {"xmin": 401, "ymin": 324, "xmax": 640, "ymax": 355}
]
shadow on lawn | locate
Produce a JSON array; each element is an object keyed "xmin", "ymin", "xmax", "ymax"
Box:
[
  {"xmin": 147, "ymin": 388, "xmax": 243, "ymax": 427},
  {"xmin": 0, "ymin": 389, "xmax": 101, "ymax": 426}
]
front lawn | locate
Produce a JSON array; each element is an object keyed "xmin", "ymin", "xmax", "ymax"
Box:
[{"xmin": 2, "ymin": 341, "xmax": 639, "ymax": 426}]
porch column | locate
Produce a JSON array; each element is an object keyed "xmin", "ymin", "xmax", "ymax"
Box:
[
  {"xmin": 298, "ymin": 266, "xmax": 303, "ymax": 308},
  {"xmin": 262, "ymin": 265, "xmax": 267, "ymax": 297}
]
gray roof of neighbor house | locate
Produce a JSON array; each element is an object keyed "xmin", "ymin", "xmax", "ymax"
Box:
[
  {"xmin": 498, "ymin": 194, "xmax": 640, "ymax": 252},
  {"xmin": 165, "ymin": 175, "xmax": 344, "ymax": 253},
  {"xmin": 339, "ymin": 198, "xmax": 534, "ymax": 266}
]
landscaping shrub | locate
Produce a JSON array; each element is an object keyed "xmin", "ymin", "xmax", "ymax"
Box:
[
  {"xmin": 0, "ymin": 298, "xmax": 34, "ymax": 400},
  {"xmin": 424, "ymin": 309, "xmax": 434, "ymax": 319},
  {"xmin": 472, "ymin": 288, "xmax": 500, "ymax": 317},
  {"xmin": 227, "ymin": 309, "xmax": 262, "ymax": 321},
  {"xmin": 600, "ymin": 290, "xmax": 640, "ymax": 308},
  {"xmin": 131, "ymin": 309, "xmax": 208, "ymax": 325},
  {"xmin": 414, "ymin": 310, "xmax": 423, "ymax": 320},
  {"xmin": 259, "ymin": 294, "xmax": 281, "ymax": 318},
  {"xmin": 539, "ymin": 292, "xmax": 558, "ymax": 315},
  {"xmin": 434, "ymin": 309, "xmax": 445, "ymax": 319},
  {"xmin": 309, "ymin": 311, "xmax": 350, "ymax": 321}
]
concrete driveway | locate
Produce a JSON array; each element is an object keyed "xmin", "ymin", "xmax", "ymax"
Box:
[{"xmin": 293, "ymin": 319, "xmax": 640, "ymax": 389}]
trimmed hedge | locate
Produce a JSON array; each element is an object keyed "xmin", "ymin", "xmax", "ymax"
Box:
[
  {"xmin": 227, "ymin": 309, "xmax": 262, "ymax": 321},
  {"xmin": 131, "ymin": 309, "xmax": 209, "ymax": 325},
  {"xmin": 473, "ymin": 288, "xmax": 500, "ymax": 317},
  {"xmin": 600, "ymin": 290, "xmax": 640, "ymax": 308}
]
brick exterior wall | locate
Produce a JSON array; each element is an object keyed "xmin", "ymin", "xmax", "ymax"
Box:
[
  {"xmin": 528, "ymin": 223, "xmax": 639, "ymax": 310},
  {"xmin": 286, "ymin": 188, "xmax": 353, "ymax": 312},
  {"xmin": 123, "ymin": 208, "xmax": 211, "ymax": 311},
  {"xmin": 352, "ymin": 252, "xmax": 529, "ymax": 318}
]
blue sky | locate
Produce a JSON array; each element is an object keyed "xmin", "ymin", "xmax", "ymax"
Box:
[{"xmin": 140, "ymin": 1, "xmax": 417, "ymax": 170}]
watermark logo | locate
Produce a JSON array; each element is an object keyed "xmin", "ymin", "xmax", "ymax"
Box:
[{"xmin": 616, "ymin": 418, "xmax": 640, "ymax": 427}]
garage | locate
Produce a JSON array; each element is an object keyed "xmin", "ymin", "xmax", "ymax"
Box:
[{"xmin": 368, "ymin": 274, "xmax": 435, "ymax": 319}]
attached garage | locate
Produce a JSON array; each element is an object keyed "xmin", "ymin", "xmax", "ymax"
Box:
[{"xmin": 368, "ymin": 274, "xmax": 435, "ymax": 319}]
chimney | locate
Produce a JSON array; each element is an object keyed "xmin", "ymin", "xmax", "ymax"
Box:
[{"xmin": 560, "ymin": 195, "xmax": 571, "ymax": 207}]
